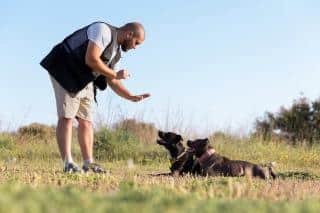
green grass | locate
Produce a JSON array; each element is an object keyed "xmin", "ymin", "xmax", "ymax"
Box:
[
  {"xmin": 1, "ymin": 131, "xmax": 320, "ymax": 212},
  {"xmin": 1, "ymin": 183, "xmax": 320, "ymax": 213}
]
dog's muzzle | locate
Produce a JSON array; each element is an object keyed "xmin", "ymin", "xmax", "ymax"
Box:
[{"xmin": 157, "ymin": 139, "xmax": 166, "ymax": 145}]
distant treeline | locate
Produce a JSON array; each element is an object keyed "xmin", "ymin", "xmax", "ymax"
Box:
[
  {"xmin": 11, "ymin": 95, "xmax": 320, "ymax": 146},
  {"xmin": 254, "ymin": 96, "xmax": 320, "ymax": 144}
]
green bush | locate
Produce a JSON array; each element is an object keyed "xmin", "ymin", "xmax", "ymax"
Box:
[
  {"xmin": 93, "ymin": 128, "xmax": 166, "ymax": 163},
  {"xmin": 0, "ymin": 134, "xmax": 15, "ymax": 150},
  {"xmin": 94, "ymin": 128, "xmax": 139, "ymax": 160}
]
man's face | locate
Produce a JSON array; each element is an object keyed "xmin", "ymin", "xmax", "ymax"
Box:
[{"xmin": 121, "ymin": 32, "xmax": 144, "ymax": 52}]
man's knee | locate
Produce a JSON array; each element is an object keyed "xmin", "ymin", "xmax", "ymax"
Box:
[
  {"xmin": 77, "ymin": 118, "xmax": 93, "ymax": 129},
  {"xmin": 58, "ymin": 117, "xmax": 73, "ymax": 129}
]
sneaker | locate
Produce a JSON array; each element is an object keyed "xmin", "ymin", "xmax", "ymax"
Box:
[
  {"xmin": 82, "ymin": 163, "xmax": 107, "ymax": 174},
  {"xmin": 64, "ymin": 162, "xmax": 82, "ymax": 173}
]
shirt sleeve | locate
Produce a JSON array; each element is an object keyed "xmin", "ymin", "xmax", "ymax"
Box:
[
  {"xmin": 87, "ymin": 23, "xmax": 112, "ymax": 50},
  {"xmin": 113, "ymin": 61, "xmax": 120, "ymax": 71}
]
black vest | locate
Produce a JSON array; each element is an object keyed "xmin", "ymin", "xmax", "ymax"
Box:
[{"xmin": 40, "ymin": 22, "xmax": 121, "ymax": 94}]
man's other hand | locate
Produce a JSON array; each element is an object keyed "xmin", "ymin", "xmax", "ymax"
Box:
[
  {"xmin": 116, "ymin": 69, "xmax": 130, "ymax": 80},
  {"xmin": 130, "ymin": 93, "xmax": 151, "ymax": 102}
]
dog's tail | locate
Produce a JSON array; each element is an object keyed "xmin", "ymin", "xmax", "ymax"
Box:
[
  {"xmin": 267, "ymin": 162, "xmax": 277, "ymax": 179},
  {"xmin": 260, "ymin": 162, "xmax": 277, "ymax": 179}
]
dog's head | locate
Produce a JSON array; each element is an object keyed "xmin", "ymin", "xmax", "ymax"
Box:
[
  {"xmin": 187, "ymin": 138, "xmax": 210, "ymax": 158},
  {"xmin": 157, "ymin": 130, "xmax": 185, "ymax": 159}
]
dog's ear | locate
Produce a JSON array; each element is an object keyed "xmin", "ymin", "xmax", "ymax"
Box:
[
  {"xmin": 158, "ymin": 130, "xmax": 164, "ymax": 138},
  {"xmin": 203, "ymin": 138, "xmax": 209, "ymax": 145},
  {"xmin": 177, "ymin": 135, "xmax": 183, "ymax": 142}
]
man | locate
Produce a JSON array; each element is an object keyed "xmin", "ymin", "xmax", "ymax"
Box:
[{"xmin": 40, "ymin": 21, "xmax": 150, "ymax": 173}]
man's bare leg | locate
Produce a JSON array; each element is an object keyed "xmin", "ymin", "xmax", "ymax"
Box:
[
  {"xmin": 77, "ymin": 118, "xmax": 94, "ymax": 163},
  {"xmin": 56, "ymin": 117, "xmax": 73, "ymax": 162},
  {"xmin": 77, "ymin": 118, "xmax": 106, "ymax": 173},
  {"xmin": 56, "ymin": 117, "xmax": 81, "ymax": 173}
]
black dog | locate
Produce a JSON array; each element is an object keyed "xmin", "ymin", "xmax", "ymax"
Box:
[
  {"xmin": 157, "ymin": 131, "xmax": 200, "ymax": 176},
  {"xmin": 187, "ymin": 138, "xmax": 277, "ymax": 179}
]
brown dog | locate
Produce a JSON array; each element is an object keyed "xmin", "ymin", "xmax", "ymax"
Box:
[{"xmin": 187, "ymin": 138, "xmax": 276, "ymax": 179}]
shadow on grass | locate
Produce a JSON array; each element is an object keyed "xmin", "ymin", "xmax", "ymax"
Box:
[{"xmin": 277, "ymin": 171, "xmax": 320, "ymax": 180}]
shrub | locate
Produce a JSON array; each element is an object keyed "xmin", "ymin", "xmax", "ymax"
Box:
[
  {"xmin": 94, "ymin": 128, "xmax": 139, "ymax": 160},
  {"xmin": 209, "ymin": 131, "xmax": 239, "ymax": 143},
  {"xmin": 93, "ymin": 128, "xmax": 166, "ymax": 162},
  {"xmin": 113, "ymin": 119, "xmax": 158, "ymax": 144},
  {"xmin": 0, "ymin": 134, "xmax": 15, "ymax": 150},
  {"xmin": 17, "ymin": 123, "xmax": 55, "ymax": 142}
]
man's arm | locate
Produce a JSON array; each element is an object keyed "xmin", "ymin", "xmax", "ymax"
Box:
[
  {"xmin": 106, "ymin": 78, "xmax": 150, "ymax": 102},
  {"xmin": 85, "ymin": 41, "xmax": 129, "ymax": 79}
]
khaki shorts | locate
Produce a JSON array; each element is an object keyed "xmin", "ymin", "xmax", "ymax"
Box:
[{"xmin": 50, "ymin": 76, "xmax": 94, "ymax": 122}]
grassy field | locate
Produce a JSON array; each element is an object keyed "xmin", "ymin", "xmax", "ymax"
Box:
[{"xmin": 1, "ymin": 129, "xmax": 320, "ymax": 213}]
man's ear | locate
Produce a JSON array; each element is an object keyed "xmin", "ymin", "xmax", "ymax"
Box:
[{"xmin": 126, "ymin": 31, "xmax": 134, "ymax": 39}]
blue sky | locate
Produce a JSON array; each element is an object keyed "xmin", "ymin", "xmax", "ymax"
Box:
[{"xmin": 1, "ymin": 1, "xmax": 320, "ymax": 135}]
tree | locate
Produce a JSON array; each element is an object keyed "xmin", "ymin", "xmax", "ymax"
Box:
[{"xmin": 254, "ymin": 96, "xmax": 318, "ymax": 144}]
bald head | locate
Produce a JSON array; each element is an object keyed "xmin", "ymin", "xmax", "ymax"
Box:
[
  {"xmin": 122, "ymin": 22, "xmax": 145, "ymax": 40},
  {"xmin": 119, "ymin": 22, "xmax": 145, "ymax": 52}
]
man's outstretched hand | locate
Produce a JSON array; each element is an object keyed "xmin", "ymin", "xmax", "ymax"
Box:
[{"xmin": 130, "ymin": 93, "xmax": 151, "ymax": 102}]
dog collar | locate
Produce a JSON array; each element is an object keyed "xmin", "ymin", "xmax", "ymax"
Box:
[
  {"xmin": 176, "ymin": 150, "xmax": 186, "ymax": 159},
  {"xmin": 168, "ymin": 150, "xmax": 186, "ymax": 163},
  {"xmin": 198, "ymin": 148, "xmax": 216, "ymax": 166}
]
